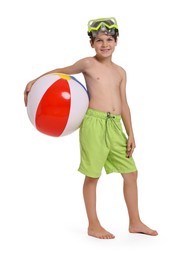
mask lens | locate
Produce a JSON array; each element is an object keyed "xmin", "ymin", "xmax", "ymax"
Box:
[{"xmin": 88, "ymin": 17, "xmax": 119, "ymax": 37}]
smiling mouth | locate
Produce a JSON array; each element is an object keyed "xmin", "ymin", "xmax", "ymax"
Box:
[{"xmin": 101, "ymin": 49, "xmax": 110, "ymax": 52}]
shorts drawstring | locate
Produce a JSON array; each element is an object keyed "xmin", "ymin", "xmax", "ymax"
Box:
[{"xmin": 105, "ymin": 112, "xmax": 122, "ymax": 147}]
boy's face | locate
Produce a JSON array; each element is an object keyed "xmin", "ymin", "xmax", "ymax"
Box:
[{"xmin": 90, "ymin": 33, "xmax": 117, "ymax": 58}]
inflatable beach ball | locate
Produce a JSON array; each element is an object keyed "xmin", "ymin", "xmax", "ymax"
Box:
[{"xmin": 27, "ymin": 73, "xmax": 89, "ymax": 137}]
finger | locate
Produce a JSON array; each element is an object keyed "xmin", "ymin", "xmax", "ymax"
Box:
[
  {"xmin": 24, "ymin": 95, "xmax": 28, "ymax": 106},
  {"xmin": 24, "ymin": 84, "xmax": 32, "ymax": 106},
  {"xmin": 127, "ymin": 145, "xmax": 131, "ymax": 152},
  {"xmin": 24, "ymin": 89, "xmax": 29, "ymax": 106},
  {"xmin": 127, "ymin": 147, "xmax": 135, "ymax": 158}
]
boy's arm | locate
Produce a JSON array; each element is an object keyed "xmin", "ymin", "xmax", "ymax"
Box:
[
  {"xmin": 120, "ymin": 70, "xmax": 136, "ymax": 157},
  {"xmin": 24, "ymin": 58, "xmax": 89, "ymax": 106}
]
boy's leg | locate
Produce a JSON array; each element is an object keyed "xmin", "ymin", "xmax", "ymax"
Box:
[
  {"xmin": 83, "ymin": 176, "xmax": 115, "ymax": 239},
  {"xmin": 121, "ymin": 171, "xmax": 158, "ymax": 236}
]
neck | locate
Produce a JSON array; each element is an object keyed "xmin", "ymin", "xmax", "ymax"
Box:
[{"xmin": 94, "ymin": 55, "xmax": 113, "ymax": 64}]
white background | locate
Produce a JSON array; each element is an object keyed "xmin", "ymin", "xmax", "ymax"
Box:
[{"xmin": 0, "ymin": 0, "xmax": 181, "ymax": 259}]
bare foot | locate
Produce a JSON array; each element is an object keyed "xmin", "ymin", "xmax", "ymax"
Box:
[
  {"xmin": 88, "ymin": 225, "xmax": 115, "ymax": 239},
  {"xmin": 129, "ymin": 222, "xmax": 158, "ymax": 236}
]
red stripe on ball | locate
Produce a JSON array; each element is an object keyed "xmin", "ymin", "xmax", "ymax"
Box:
[{"xmin": 35, "ymin": 78, "xmax": 71, "ymax": 136}]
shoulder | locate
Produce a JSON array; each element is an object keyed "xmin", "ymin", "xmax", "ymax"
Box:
[
  {"xmin": 75, "ymin": 57, "xmax": 95, "ymax": 71},
  {"xmin": 114, "ymin": 63, "xmax": 127, "ymax": 80},
  {"xmin": 116, "ymin": 64, "xmax": 126, "ymax": 75},
  {"xmin": 78, "ymin": 57, "xmax": 95, "ymax": 66}
]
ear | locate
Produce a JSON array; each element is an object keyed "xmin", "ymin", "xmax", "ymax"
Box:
[{"xmin": 90, "ymin": 39, "xmax": 94, "ymax": 48}]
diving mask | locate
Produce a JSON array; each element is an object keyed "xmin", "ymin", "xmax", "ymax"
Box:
[{"xmin": 87, "ymin": 17, "xmax": 119, "ymax": 37}]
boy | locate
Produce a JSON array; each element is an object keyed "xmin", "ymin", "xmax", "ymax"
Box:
[{"xmin": 24, "ymin": 17, "xmax": 158, "ymax": 239}]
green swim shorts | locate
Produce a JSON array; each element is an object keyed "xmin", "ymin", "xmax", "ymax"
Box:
[{"xmin": 78, "ymin": 108, "xmax": 137, "ymax": 178}]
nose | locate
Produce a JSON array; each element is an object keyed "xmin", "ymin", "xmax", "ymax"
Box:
[{"xmin": 102, "ymin": 40, "xmax": 108, "ymax": 47}]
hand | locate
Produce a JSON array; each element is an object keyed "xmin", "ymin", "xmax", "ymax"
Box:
[
  {"xmin": 127, "ymin": 135, "xmax": 136, "ymax": 158},
  {"xmin": 24, "ymin": 80, "xmax": 36, "ymax": 106}
]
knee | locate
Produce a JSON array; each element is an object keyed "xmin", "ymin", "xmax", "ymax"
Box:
[
  {"xmin": 84, "ymin": 176, "xmax": 99, "ymax": 186},
  {"xmin": 122, "ymin": 171, "xmax": 138, "ymax": 183}
]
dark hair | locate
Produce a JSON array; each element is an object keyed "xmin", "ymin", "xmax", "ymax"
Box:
[{"xmin": 90, "ymin": 34, "xmax": 118, "ymax": 44}]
